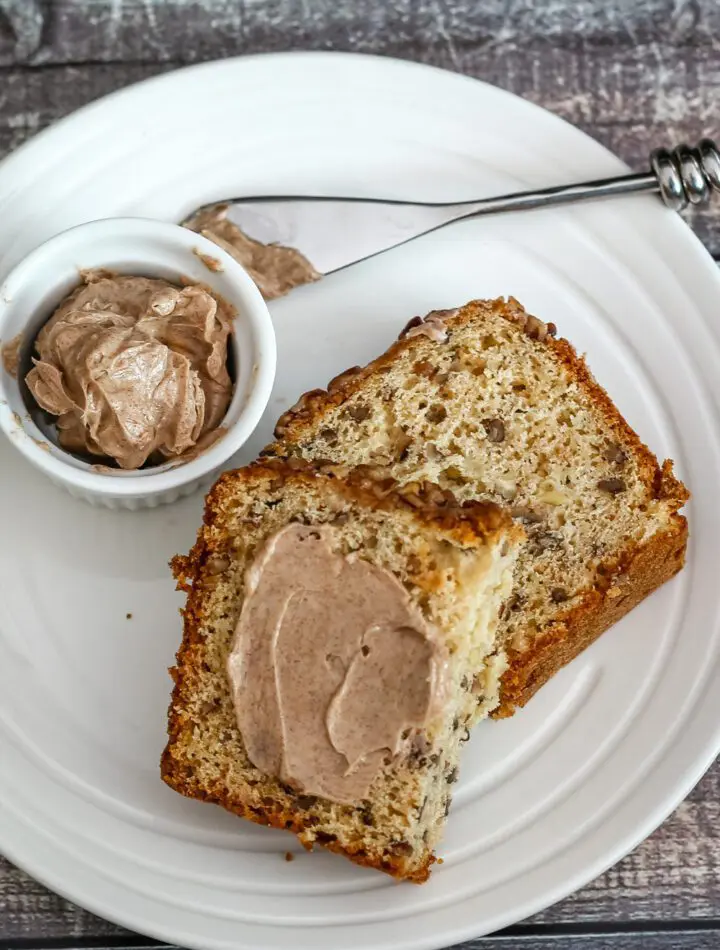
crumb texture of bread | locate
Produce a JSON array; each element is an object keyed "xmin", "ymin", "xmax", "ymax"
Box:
[
  {"xmin": 163, "ymin": 461, "xmax": 521, "ymax": 882},
  {"xmin": 267, "ymin": 298, "xmax": 689, "ymax": 715}
]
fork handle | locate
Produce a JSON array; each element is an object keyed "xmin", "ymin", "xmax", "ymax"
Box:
[
  {"xmin": 186, "ymin": 139, "xmax": 719, "ymax": 278},
  {"xmin": 457, "ymin": 171, "xmax": 658, "ymax": 216},
  {"xmin": 458, "ymin": 139, "xmax": 719, "ymax": 217}
]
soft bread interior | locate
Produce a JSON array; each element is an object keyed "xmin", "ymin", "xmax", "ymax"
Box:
[{"xmin": 163, "ymin": 466, "xmax": 520, "ymax": 881}]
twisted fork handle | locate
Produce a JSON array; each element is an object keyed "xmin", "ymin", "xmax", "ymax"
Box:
[{"xmin": 650, "ymin": 139, "xmax": 720, "ymax": 210}]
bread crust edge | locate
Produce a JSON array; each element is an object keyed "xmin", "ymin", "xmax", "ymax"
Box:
[
  {"xmin": 493, "ymin": 508, "xmax": 688, "ymax": 716},
  {"xmin": 264, "ymin": 297, "xmax": 690, "ymax": 716},
  {"xmin": 161, "ymin": 459, "xmax": 519, "ymax": 883},
  {"xmin": 159, "ymin": 753, "xmax": 434, "ymax": 883}
]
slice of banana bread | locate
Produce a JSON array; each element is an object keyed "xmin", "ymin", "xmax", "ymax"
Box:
[
  {"xmin": 265, "ymin": 298, "xmax": 689, "ymax": 717},
  {"xmin": 162, "ymin": 459, "xmax": 522, "ymax": 882}
]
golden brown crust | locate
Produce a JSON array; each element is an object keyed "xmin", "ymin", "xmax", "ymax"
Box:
[
  {"xmin": 268, "ymin": 299, "xmax": 686, "ymax": 509},
  {"xmin": 494, "ymin": 510, "xmax": 688, "ymax": 715},
  {"xmin": 264, "ymin": 298, "xmax": 689, "ymax": 714},
  {"xmin": 269, "ymin": 299, "xmax": 562, "ymax": 442},
  {"xmin": 188, "ymin": 456, "xmax": 517, "ymax": 557},
  {"xmin": 163, "ymin": 459, "xmax": 517, "ymax": 882},
  {"xmin": 160, "ymin": 750, "xmax": 434, "ymax": 882}
]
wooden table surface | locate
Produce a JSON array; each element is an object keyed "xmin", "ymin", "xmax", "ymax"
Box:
[{"xmin": 0, "ymin": 1, "xmax": 718, "ymax": 948}]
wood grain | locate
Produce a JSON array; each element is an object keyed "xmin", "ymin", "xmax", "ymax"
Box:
[
  {"xmin": 0, "ymin": 0, "xmax": 718, "ymax": 252},
  {"xmin": 457, "ymin": 934, "xmax": 720, "ymax": 950},
  {"xmin": 0, "ymin": 0, "xmax": 718, "ymax": 946}
]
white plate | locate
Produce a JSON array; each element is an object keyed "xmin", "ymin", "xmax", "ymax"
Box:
[{"xmin": 0, "ymin": 52, "xmax": 719, "ymax": 950}]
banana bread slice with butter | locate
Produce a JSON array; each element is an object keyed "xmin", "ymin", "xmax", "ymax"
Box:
[
  {"xmin": 265, "ymin": 298, "xmax": 689, "ymax": 717},
  {"xmin": 162, "ymin": 459, "xmax": 522, "ymax": 882}
]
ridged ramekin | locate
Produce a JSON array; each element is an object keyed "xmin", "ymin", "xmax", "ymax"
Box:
[{"xmin": 0, "ymin": 218, "xmax": 276, "ymax": 509}]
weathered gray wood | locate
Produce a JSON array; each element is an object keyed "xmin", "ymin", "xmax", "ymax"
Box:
[
  {"xmin": 10, "ymin": 1, "xmax": 720, "ymax": 70},
  {"xmin": 0, "ymin": 924, "xmax": 717, "ymax": 950},
  {"xmin": 0, "ymin": 855, "xmax": 124, "ymax": 940},
  {"xmin": 454, "ymin": 933, "xmax": 720, "ymax": 950},
  {"xmin": 0, "ymin": 1, "xmax": 718, "ymax": 945},
  {"xmin": 0, "ymin": 63, "xmax": 171, "ymax": 157},
  {"xmin": 0, "ymin": 0, "xmax": 717, "ymax": 253},
  {"xmin": 0, "ymin": 0, "xmax": 43, "ymax": 64}
]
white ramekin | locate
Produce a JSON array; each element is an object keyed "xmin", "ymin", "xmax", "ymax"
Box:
[{"xmin": 0, "ymin": 218, "xmax": 276, "ymax": 509}]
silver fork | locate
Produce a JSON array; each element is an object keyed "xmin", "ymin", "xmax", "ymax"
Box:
[{"xmin": 183, "ymin": 139, "xmax": 719, "ymax": 282}]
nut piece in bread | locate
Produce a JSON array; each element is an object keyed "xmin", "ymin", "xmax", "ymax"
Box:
[{"xmin": 162, "ymin": 460, "xmax": 523, "ymax": 881}]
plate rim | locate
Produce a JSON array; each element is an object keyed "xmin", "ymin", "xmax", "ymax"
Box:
[{"xmin": 1, "ymin": 49, "xmax": 719, "ymax": 950}]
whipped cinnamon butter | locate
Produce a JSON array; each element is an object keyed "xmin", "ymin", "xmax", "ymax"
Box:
[
  {"xmin": 226, "ymin": 523, "xmax": 447, "ymax": 804},
  {"xmin": 25, "ymin": 272, "xmax": 233, "ymax": 470},
  {"xmin": 1, "ymin": 332, "xmax": 23, "ymax": 378},
  {"xmin": 185, "ymin": 205, "xmax": 320, "ymax": 301}
]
